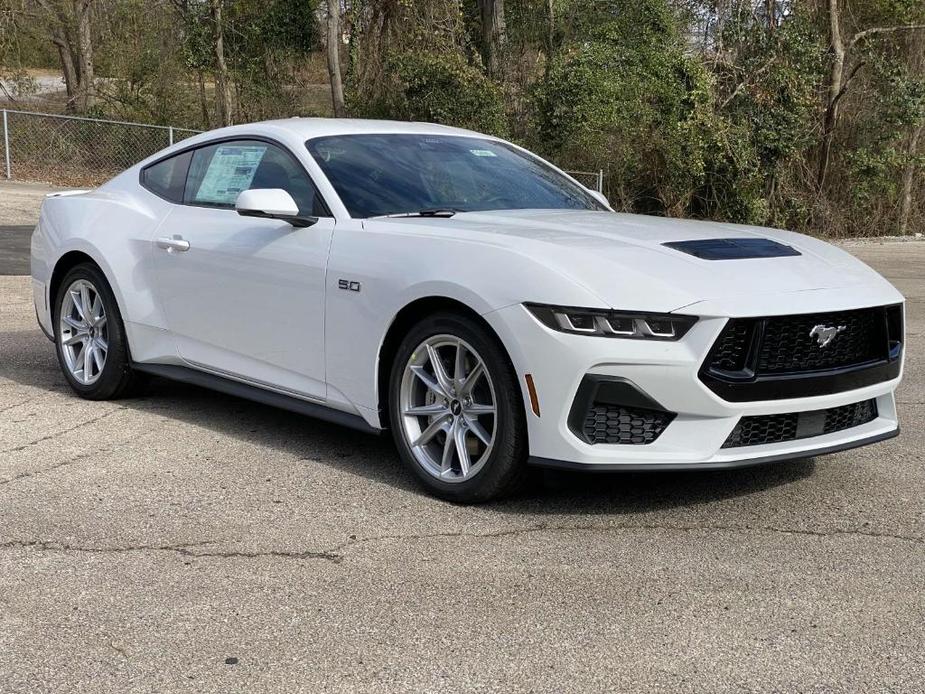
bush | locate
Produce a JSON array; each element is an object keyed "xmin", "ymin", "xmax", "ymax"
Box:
[
  {"xmin": 532, "ymin": 0, "xmax": 718, "ymax": 216},
  {"xmin": 350, "ymin": 50, "xmax": 508, "ymax": 137}
]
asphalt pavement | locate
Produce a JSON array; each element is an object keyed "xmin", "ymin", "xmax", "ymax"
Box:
[
  {"xmin": 0, "ymin": 225, "xmax": 33, "ymax": 275},
  {"xmin": 0, "ymin": 220, "xmax": 923, "ymax": 692}
]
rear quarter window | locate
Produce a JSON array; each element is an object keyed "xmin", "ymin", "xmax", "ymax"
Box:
[{"xmin": 140, "ymin": 150, "xmax": 192, "ymax": 203}]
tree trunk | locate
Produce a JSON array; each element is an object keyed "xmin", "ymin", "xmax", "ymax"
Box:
[
  {"xmin": 326, "ymin": 0, "xmax": 347, "ymax": 118},
  {"xmin": 898, "ymin": 121, "xmax": 923, "ymax": 235},
  {"xmin": 818, "ymin": 0, "xmax": 844, "ymax": 190},
  {"xmin": 51, "ymin": 32, "xmax": 79, "ymax": 113},
  {"xmin": 73, "ymin": 0, "xmax": 94, "ymax": 112},
  {"xmin": 545, "ymin": 0, "xmax": 555, "ymax": 71},
  {"xmin": 210, "ymin": 0, "xmax": 233, "ymax": 126},
  {"xmin": 477, "ymin": 0, "xmax": 506, "ymax": 80},
  {"xmin": 197, "ymin": 69, "xmax": 211, "ymax": 129}
]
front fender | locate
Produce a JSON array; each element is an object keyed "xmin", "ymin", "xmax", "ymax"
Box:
[{"xmin": 323, "ymin": 224, "xmax": 606, "ymax": 425}]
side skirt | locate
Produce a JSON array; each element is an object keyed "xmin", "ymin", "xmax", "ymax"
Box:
[{"xmin": 133, "ymin": 363, "xmax": 381, "ymax": 436}]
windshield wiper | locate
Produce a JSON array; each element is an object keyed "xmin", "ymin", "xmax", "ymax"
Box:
[{"xmin": 372, "ymin": 208, "xmax": 460, "ymax": 219}]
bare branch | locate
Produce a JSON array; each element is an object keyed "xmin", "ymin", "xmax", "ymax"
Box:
[{"xmin": 848, "ymin": 24, "xmax": 925, "ymax": 51}]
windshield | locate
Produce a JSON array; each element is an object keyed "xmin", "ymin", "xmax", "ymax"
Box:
[{"xmin": 306, "ymin": 134, "xmax": 605, "ymax": 218}]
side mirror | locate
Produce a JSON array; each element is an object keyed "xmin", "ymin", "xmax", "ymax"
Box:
[
  {"xmin": 235, "ymin": 188, "xmax": 317, "ymax": 228},
  {"xmin": 587, "ymin": 189, "xmax": 611, "ymax": 209}
]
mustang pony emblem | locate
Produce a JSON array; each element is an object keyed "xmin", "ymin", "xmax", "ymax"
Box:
[{"xmin": 809, "ymin": 324, "xmax": 847, "ymax": 348}]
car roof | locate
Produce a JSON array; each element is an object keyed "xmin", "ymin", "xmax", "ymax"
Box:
[{"xmin": 195, "ymin": 117, "xmax": 489, "ymax": 141}]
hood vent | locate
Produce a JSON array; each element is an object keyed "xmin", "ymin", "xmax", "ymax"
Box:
[{"xmin": 663, "ymin": 238, "xmax": 801, "ymax": 260}]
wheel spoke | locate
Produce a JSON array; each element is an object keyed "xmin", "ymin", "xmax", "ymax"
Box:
[
  {"xmin": 95, "ymin": 315, "xmax": 107, "ymax": 330},
  {"xmin": 404, "ymin": 403, "xmax": 448, "ymax": 417},
  {"xmin": 89, "ymin": 293, "xmax": 103, "ymax": 326},
  {"xmin": 412, "ymin": 414, "xmax": 450, "ymax": 448},
  {"xmin": 64, "ymin": 333, "xmax": 86, "ymax": 347},
  {"xmin": 79, "ymin": 284, "xmax": 92, "ymax": 324},
  {"xmin": 63, "ymin": 315, "xmax": 85, "ymax": 331},
  {"xmin": 465, "ymin": 403, "xmax": 495, "ymax": 416},
  {"xmin": 441, "ymin": 422, "xmax": 456, "ymax": 473},
  {"xmin": 91, "ymin": 344, "xmax": 105, "ymax": 372},
  {"xmin": 454, "ymin": 423, "xmax": 471, "ymax": 477},
  {"xmin": 453, "ymin": 341, "xmax": 467, "ymax": 387},
  {"xmin": 459, "ymin": 361, "xmax": 484, "ymax": 396},
  {"xmin": 426, "ymin": 343, "xmax": 454, "ymax": 395},
  {"xmin": 410, "ymin": 365, "xmax": 446, "ymax": 397},
  {"xmin": 69, "ymin": 289, "xmax": 87, "ymax": 323},
  {"xmin": 94, "ymin": 336, "xmax": 108, "ymax": 353},
  {"xmin": 82, "ymin": 343, "xmax": 93, "ymax": 381},
  {"xmin": 466, "ymin": 417, "xmax": 493, "ymax": 446}
]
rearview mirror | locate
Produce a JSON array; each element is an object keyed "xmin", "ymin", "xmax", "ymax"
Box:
[
  {"xmin": 235, "ymin": 188, "xmax": 317, "ymax": 228},
  {"xmin": 587, "ymin": 189, "xmax": 611, "ymax": 209}
]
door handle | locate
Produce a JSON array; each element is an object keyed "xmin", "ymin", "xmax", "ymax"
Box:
[{"xmin": 156, "ymin": 236, "xmax": 191, "ymax": 253}]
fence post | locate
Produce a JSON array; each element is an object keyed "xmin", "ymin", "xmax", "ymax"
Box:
[
  {"xmin": 168, "ymin": 126, "xmax": 174, "ymax": 147},
  {"xmin": 597, "ymin": 169, "xmax": 603, "ymax": 193},
  {"xmin": 2, "ymin": 110, "xmax": 10, "ymax": 179}
]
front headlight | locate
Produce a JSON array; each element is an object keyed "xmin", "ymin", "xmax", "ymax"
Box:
[{"xmin": 525, "ymin": 303, "xmax": 697, "ymax": 341}]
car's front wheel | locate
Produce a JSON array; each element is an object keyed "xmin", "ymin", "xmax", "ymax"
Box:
[
  {"xmin": 53, "ymin": 263, "xmax": 141, "ymax": 400},
  {"xmin": 389, "ymin": 312, "xmax": 527, "ymax": 503}
]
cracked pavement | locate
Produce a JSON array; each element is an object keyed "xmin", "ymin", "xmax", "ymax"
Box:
[{"xmin": 0, "ymin": 238, "xmax": 923, "ymax": 692}]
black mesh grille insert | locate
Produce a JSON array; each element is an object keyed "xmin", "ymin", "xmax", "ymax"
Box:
[
  {"xmin": 582, "ymin": 405, "xmax": 675, "ymax": 445},
  {"xmin": 722, "ymin": 399, "xmax": 878, "ymax": 448},
  {"xmin": 708, "ymin": 320, "xmax": 755, "ymax": 372},
  {"xmin": 757, "ymin": 309, "xmax": 884, "ymax": 373}
]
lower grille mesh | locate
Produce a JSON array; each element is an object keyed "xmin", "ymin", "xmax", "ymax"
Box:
[
  {"xmin": 722, "ymin": 399, "xmax": 878, "ymax": 448},
  {"xmin": 582, "ymin": 405, "xmax": 675, "ymax": 445}
]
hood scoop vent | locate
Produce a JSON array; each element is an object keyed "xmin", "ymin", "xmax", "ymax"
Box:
[{"xmin": 663, "ymin": 238, "xmax": 801, "ymax": 260}]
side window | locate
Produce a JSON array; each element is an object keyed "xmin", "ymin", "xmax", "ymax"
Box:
[
  {"xmin": 140, "ymin": 150, "xmax": 192, "ymax": 203},
  {"xmin": 184, "ymin": 139, "xmax": 327, "ymax": 217}
]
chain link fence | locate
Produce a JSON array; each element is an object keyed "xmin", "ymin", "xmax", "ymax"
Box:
[
  {"xmin": 1, "ymin": 109, "xmax": 201, "ymax": 187},
  {"xmin": 1, "ymin": 109, "xmax": 604, "ymax": 193}
]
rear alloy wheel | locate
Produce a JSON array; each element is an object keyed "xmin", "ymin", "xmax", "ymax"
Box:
[
  {"xmin": 59, "ymin": 278, "xmax": 109, "ymax": 385},
  {"xmin": 390, "ymin": 313, "xmax": 527, "ymax": 502},
  {"xmin": 53, "ymin": 263, "xmax": 141, "ymax": 400}
]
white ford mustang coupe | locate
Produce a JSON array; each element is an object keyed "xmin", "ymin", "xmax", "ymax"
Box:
[{"xmin": 31, "ymin": 119, "xmax": 904, "ymax": 501}]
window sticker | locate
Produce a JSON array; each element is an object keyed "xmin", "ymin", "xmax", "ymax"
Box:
[
  {"xmin": 469, "ymin": 149, "xmax": 497, "ymax": 157},
  {"xmin": 194, "ymin": 145, "xmax": 268, "ymax": 205}
]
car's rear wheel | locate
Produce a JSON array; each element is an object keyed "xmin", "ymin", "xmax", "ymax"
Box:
[
  {"xmin": 53, "ymin": 263, "xmax": 141, "ymax": 400},
  {"xmin": 389, "ymin": 312, "xmax": 527, "ymax": 503}
]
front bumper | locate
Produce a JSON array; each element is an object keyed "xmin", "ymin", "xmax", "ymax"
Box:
[{"xmin": 483, "ymin": 289, "xmax": 904, "ymax": 469}]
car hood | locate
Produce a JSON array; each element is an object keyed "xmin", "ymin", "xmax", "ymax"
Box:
[{"xmin": 370, "ymin": 209, "xmax": 897, "ymax": 314}]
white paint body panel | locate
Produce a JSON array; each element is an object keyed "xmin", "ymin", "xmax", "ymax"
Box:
[{"xmin": 31, "ymin": 118, "xmax": 905, "ymax": 468}]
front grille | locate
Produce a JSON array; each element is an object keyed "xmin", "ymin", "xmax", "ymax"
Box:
[
  {"xmin": 722, "ymin": 399, "xmax": 878, "ymax": 448},
  {"xmin": 708, "ymin": 308, "xmax": 887, "ymax": 376},
  {"xmin": 582, "ymin": 405, "xmax": 675, "ymax": 445},
  {"xmin": 700, "ymin": 305, "xmax": 902, "ymax": 401},
  {"xmin": 757, "ymin": 309, "xmax": 883, "ymax": 373}
]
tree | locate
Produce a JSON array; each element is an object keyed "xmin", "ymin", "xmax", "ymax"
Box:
[
  {"xmin": 326, "ymin": 0, "xmax": 346, "ymax": 117},
  {"xmin": 209, "ymin": 0, "xmax": 233, "ymax": 125},
  {"xmin": 476, "ymin": 0, "xmax": 506, "ymax": 79},
  {"xmin": 23, "ymin": 0, "xmax": 96, "ymax": 112},
  {"xmin": 818, "ymin": 0, "xmax": 925, "ymax": 188}
]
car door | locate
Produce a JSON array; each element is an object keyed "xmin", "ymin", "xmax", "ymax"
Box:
[{"xmin": 150, "ymin": 138, "xmax": 334, "ymax": 401}]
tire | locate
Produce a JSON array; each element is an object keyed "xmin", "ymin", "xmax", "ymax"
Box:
[
  {"xmin": 53, "ymin": 262, "xmax": 141, "ymax": 400},
  {"xmin": 388, "ymin": 311, "xmax": 528, "ymax": 503}
]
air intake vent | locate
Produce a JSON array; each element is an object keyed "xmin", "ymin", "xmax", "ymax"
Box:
[
  {"xmin": 582, "ymin": 405, "xmax": 675, "ymax": 445},
  {"xmin": 663, "ymin": 238, "xmax": 801, "ymax": 260},
  {"xmin": 722, "ymin": 399, "xmax": 878, "ymax": 448}
]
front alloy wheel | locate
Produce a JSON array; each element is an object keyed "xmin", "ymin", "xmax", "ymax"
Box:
[
  {"xmin": 389, "ymin": 312, "xmax": 527, "ymax": 502},
  {"xmin": 399, "ymin": 335, "xmax": 497, "ymax": 482}
]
